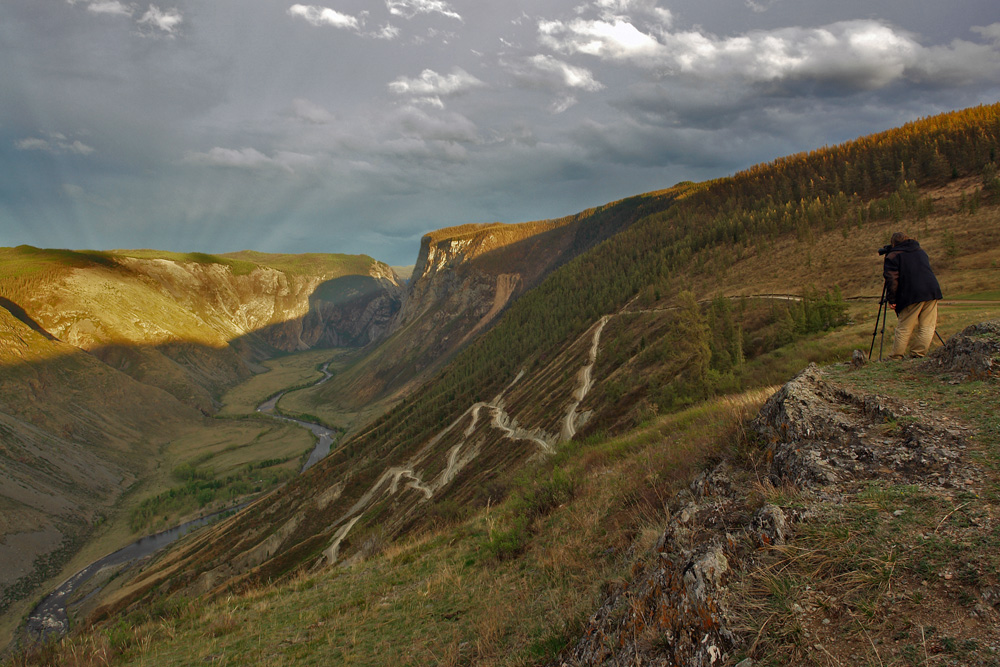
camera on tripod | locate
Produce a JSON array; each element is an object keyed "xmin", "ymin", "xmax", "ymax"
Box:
[{"xmin": 877, "ymin": 244, "xmax": 892, "ymax": 256}]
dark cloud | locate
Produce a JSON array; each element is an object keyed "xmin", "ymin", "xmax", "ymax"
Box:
[{"xmin": 2, "ymin": 0, "xmax": 999, "ymax": 265}]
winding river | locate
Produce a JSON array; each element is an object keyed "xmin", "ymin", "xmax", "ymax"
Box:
[
  {"xmin": 23, "ymin": 361, "xmax": 340, "ymax": 643},
  {"xmin": 257, "ymin": 362, "xmax": 339, "ymax": 473},
  {"xmin": 24, "ymin": 506, "xmax": 244, "ymax": 642}
]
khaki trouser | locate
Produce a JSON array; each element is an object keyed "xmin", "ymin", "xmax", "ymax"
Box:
[{"xmin": 890, "ymin": 300, "xmax": 939, "ymax": 359}]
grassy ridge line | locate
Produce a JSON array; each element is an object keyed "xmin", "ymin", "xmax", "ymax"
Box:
[{"xmin": 0, "ymin": 245, "xmax": 386, "ymax": 281}]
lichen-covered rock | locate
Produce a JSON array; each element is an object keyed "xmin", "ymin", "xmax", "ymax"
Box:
[
  {"xmin": 560, "ymin": 469, "xmax": 744, "ymax": 665},
  {"xmin": 922, "ymin": 319, "xmax": 1000, "ymax": 380},
  {"xmin": 750, "ymin": 504, "xmax": 788, "ymax": 547},
  {"xmin": 751, "ymin": 364, "xmax": 970, "ymax": 491},
  {"xmin": 557, "ymin": 323, "xmax": 1000, "ymax": 666}
]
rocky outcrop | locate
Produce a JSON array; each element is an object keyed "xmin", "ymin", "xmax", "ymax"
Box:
[
  {"xmin": 392, "ymin": 225, "xmax": 533, "ymax": 335},
  {"xmin": 921, "ymin": 319, "xmax": 1000, "ymax": 380},
  {"xmin": 561, "ymin": 349, "xmax": 990, "ymax": 666},
  {"xmin": 560, "ymin": 461, "xmax": 744, "ymax": 666},
  {"xmin": 753, "ymin": 364, "xmax": 972, "ymax": 491}
]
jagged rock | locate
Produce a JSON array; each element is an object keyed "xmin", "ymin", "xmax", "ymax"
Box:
[
  {"xmin": 683, "ymin": 543, "xmax": 729, "ymax": 601},
  {"xmin": 751, "ymin": 364, "xmax": 970, "ymax": 490},
  {"xmin": 690, "ymin": 463, "xmax": 734, "ymax": 499},
  {"xmin": 851, "ymin": 349, "xmax": 868, "ymax": 368},
  {"xmin": 750, "ymin": 504, "xmax": 788, "ymax": 547},
  {"xmin": 560, "ymin": 346, "xmax": 995, "ymax": 666},
  {"xmin": 922, "ymin": 320, "xmax": 1000, "ymax": 380}
]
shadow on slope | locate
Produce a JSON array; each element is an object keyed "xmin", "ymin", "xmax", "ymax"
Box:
[{"xmin": 0, "ymin": 298, "xmax": 56, "ymax": 341}]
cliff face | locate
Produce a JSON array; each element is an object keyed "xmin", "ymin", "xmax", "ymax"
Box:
[
  {"xmin": 396, "ymin": 224, "xmax": 537, "ymax": 329},
  {"xmin": 308, "ymin": 220, "xmax": 583, "ymax": 412}
]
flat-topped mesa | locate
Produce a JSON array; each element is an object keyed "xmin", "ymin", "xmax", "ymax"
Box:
[
  {"xmin": 397, "ymin": 221, "xmax": 566, "ymax": 328},
  {"xmin": 412, "ymin": 222, "xmax": 551, "ymax": 281}
]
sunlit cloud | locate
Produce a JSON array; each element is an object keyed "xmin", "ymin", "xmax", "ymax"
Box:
[
  {"xmin": 592, "ymin": 0, "xmax": 672, "ymax": 26},
  {"xmin": 137, "ymin": 5, "xmax": 183, "ymax": 34},
  {"xmin": 386, "ymin": 0, "xmax": 461, "ymax": 21},
  {"xmin": 527, "ymin": 54, "xmax": 603, "ymax": 91},
  {"xmin": 539, "ymin": 18, "xmax": 662, "ymax": 60},
  {"xmin": 537, "ymin": 17, "xmax": 1000, "ymax": 93},
  {"xmin": 86, "ymin": 1, "xmax": 133, "ymax": 16},
  {"xmin": 288, "ymin": 4, "xmax": 360, "ymax": 30},
  {"xmin": 388, "ymin": 68, "xmax": 484, "ymax": 108},
  {"xmin": 370, "ymin": 24, "xmax": 401, "ymax": 40},
  {"xmin": 15, "ymin": 134, "xmax": 96, "ymax": 155}
]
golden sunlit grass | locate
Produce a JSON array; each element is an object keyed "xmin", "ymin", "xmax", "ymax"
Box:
[{"xmin": 706, "ymin": 176, "xmax": 1000, "ymax": 303}]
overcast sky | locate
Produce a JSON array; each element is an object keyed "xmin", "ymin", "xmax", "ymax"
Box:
[{"xmin": 2, "ymin": 0, "xmax": 998, "ymax": 266}]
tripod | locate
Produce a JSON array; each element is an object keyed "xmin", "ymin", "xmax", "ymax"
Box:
[
  {"xmin": 869, "ymin": 284, "xmax": 889, "ymax": 361},
  {"xmin": 869, "ymin": 285, "xmax": 947, "ymax": 361}
]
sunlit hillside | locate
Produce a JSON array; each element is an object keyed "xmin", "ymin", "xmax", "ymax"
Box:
[{"xmin": 0, "ymin": 249, "xmax": 402, "ymax": 647}]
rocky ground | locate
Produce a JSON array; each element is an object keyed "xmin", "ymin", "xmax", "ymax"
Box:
[{"xmin": 558, "ymin": 321, "xmax": 1000, "ymax": 666}]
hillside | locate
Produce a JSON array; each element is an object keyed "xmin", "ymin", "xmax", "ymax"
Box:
[
  {"xmin": 0, "ymin": 248, "xmax": 403, "ymax": 411},
  {"xmin": 13, "ymin": 318, "xmax": 1000, "ymax": 666},
  {"xmin": 38, "ymin": 103, "xmax": 999, "ymax": 658},
  {"xmin": 0, "ymin": 249, "xmax": 402, "ymax": 647},
  {"xmin": 290, "ymin": 198, "xmax": 673, "ymax": 431}
]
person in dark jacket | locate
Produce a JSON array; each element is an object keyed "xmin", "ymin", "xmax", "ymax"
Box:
[{"xmin": 883, "ymin": 232, "xmax": 943, "ymax": 359}]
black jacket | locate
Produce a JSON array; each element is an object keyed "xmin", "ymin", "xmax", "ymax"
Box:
[{"xmin": 883, "ymin": 239, "xmax": 942, "ymax": 314}]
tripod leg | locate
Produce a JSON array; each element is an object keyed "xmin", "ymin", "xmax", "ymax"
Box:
[
  {"xmin": 878, "ymin": 306, "xmax": 887, "ymax": 361},
  {"xmin": 869, "ymin": 285, "xmax": 887, "ymax": 360}
]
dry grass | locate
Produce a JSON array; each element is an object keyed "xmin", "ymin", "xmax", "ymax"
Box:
[
  {"xmin": 726, "ymin": 361, "xmax": 1000, "ymax": 667},
  {"xmin": 713, "ymin": 177, "xmax": 1000, "ymax": 303},
  {"xmin": 13, "ymin": 390, "xmax": 769, "ymax": 667}
]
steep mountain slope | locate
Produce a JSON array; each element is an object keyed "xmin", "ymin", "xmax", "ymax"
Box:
[
  {"xmin": 298, "ymin": 199, "xmax": 674, "ymax": 424},
  {"xmin": 0, "ymin": 305, "xmax": 199, "ymax": 622},
  {"xmin": 82, "ymin": 103, "xmax": 1000, "ymax": 631}
]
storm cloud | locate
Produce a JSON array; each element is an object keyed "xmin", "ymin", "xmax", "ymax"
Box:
[{"xmin": 1, "ymin": 0, "xmax": 998, "ymax": 265}]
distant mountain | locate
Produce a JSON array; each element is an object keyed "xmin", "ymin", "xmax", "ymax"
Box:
[{"xmin": 0, "ymin": 248, "xmax": 403, "ymax": 411}]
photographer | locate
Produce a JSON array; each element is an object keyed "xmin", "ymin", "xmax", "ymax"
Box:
[{"xmin": 882, "ymin": 232, "xmax": 943, "ymax": 359}]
